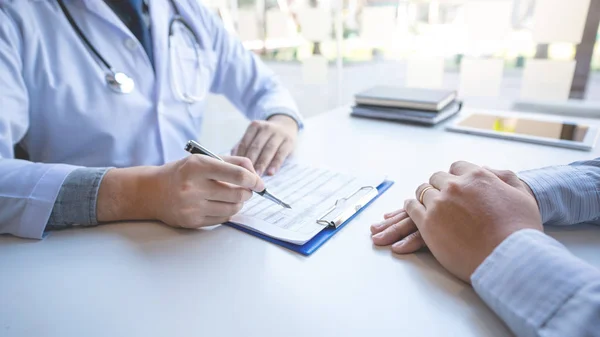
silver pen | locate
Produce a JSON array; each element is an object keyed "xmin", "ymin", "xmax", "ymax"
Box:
[{"xmin": 184, "ymin": 140, "xmax": 291, "ymax": 209}]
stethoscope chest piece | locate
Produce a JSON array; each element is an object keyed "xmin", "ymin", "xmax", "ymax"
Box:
[{"xmin": 106, "ymin": 72, "xmax": 135, "ymax": 94}]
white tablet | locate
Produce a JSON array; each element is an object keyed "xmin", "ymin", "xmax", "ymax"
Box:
[{"xmin": 446, "ymin": 111, "xmax": 599, "ymax": 151}]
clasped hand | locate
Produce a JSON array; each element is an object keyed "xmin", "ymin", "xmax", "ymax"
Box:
[{"xmin": 371, "ymin": 161, "xmax": 542, "ymax": 282}]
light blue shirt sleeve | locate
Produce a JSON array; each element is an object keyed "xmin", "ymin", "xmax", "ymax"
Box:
[
  {"xmin": 197, "ymin": 3, "xmax": 303, "ymax": 128},
  {"xmin": 519, "ymin": 158, "xmax": 600, "ymax": 226},
  {"xmin": 471, "ymin": 158, "xmax": 600, "ymax": 337},
  {"xmin": 472, "ymin": 229, "xmax": 600, "ymax": 337}
]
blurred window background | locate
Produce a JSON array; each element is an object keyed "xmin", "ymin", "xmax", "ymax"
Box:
[{"xmin": 198, "ymin": 0, "xmax": 600, "ymax": 149}]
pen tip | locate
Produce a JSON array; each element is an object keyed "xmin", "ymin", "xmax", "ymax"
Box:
[{"xmin": 283, "ymin": 203, "xmax": 292, "ymax": 209}]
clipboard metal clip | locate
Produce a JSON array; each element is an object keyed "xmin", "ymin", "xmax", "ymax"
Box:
[{"xmin": 317, "ymin": 186, "xmax": 379, "ymax": 228}]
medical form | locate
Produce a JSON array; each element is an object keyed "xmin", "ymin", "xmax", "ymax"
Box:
[{"xmin": 230, "ymin": 163, "xmax": 384, "ymax": 245}]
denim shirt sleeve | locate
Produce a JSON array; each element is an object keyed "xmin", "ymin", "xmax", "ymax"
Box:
[{"xmin": 45, "ymin": 167, "xmax": 110, "ymax": 231}]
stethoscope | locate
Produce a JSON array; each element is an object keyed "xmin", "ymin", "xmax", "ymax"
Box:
[{"xmin": 56, "ymin": 0, "xmax": 206, "ymax": 103}]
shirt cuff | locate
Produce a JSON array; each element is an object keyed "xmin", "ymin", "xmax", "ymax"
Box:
[
  {"xmin": 263, "ymin": 108, "xmax": 304, "ymax": 130},
  {"xmin": 45, "ymin": 167, "xmax": 110, "ymax": 230},
  {"xmin": 519, "ymin": 165, "xmax": 600, "ymax": 225},
  {"xmin": 17, "ymin": 164, "xmax": 79, "ymax": 239},
  {"xmin": 471, "ymin": 229, "xmax": 600, "ymax": 337}
]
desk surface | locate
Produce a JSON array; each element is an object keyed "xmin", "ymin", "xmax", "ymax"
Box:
[{"xmin": 1, "ymin": 107, "xmax": 599, "ymax": 337}]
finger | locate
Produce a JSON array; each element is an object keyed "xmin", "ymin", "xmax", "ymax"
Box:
[
  {"xmin": 235, "ymin": 122, "xmax": 260, "ymax": 157},
  {"xmin": 372, "ymin": 216, "xmax": 418, "ymax": 246},
  {"xmin": 267, "ymin": 140, "xmax": 293, "ymax": 176},
  {"xmin": 200, "ymin": 157, "xmax": 265, "ymax": 192},
  {"xmin": 421, "ymin": 187, "xmax": 440, "ymax": 209},
  {"xmin": 204, "ymin": 200, "xmax": 244, "ymax": 217},
  {"xmin": 449, "ymin": 161, "xmax": 480, "ymax": 176},
  {"xmin": 384, "ymin": 208, "xmax": 405, "ymax": 220},
  {"xmin": 370, "ymin": 211, "xmax": 408, "ymax": 235},
  {"xmin": 230, "ymin": 143, "xmax": 239, "ymax": 156},
  {"xmin": 429, "ymin": 171, "xmax": 455, "ymax": 191},
  {"xmin": 391, "ymin": 231, "xmax": 426, "ymax": 254},
  {"xmin": 245, "ymin": 131, "xmax": 272, "ymax": 165},
  {"xmin": 415, "ymin": 183, "xmax": 440, "ymax": 207},
  {"xmin": 404, "ymin": 199, "xmax": 426, "ymax": 226},
  {"xmin": 206, "ymin": 181, "xmax": 253, "ymax": 203},
  {"xmin": 255, "ymin": 135, "xmax": 284, "ymax": 176},
  {"xmin": 223, "ymin": 156, "xmax": 257, "ymax": 175}
]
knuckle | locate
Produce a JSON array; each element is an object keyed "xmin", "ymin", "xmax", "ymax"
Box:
[
  {"xmin": 263, "ymin": 142, "xmax": 278, "ymax": 153},
  {"xmin": 446, "ymin": 180, "xmax": 462, "ymax": 193},
  {"xmin": 430, "ymin": 195, "xmax": 443, "ymax": 206},
  {"xmin": 449, "ymin": 161, "xmax": 464, "ymax": 173},
  {"xmin": 187, "ymin": 154, "xmax": 203, "ymax": 166},
  {"xmin": 233, "ymin": 189, "xmax": 245, "ymax": 203},
  {"xmin": 189, "ymin": 155, "xmax": 212, "ymax": 169},
  {"xmin": 471, "ymin": 168, "xmax": 488, "ymax": 179},
  {"xmin": 390, "ymin": 222, "xmax": 404, "ymax": 233},
  {"xmin": 248, "ymin": 143, "xmax": 262, "ymax": 154},
  {"xmin": 407, "ymin": 231, "xmax": 422, "ymax": 242},
  {"xmin": 255, "ymin": 121, "xmax": 268, "ymax": 131},
  {"xmin": 499, "ymin": 169, "xmax": 516, "ymax": 180},
  {"xmin": 233, "ymin": 169, "xmax": 248, "ymax": 185},
  {"xmin": 250, "ymin": 120, "xmax": 262, "ymax": 129},
  {"xmin": 233, "ymin": 189, "xmax": 249, "ymax": 203},
  {"xmin": 240, "ymin": 156, "xmax": 252, "ymax": 167},
  {"xmin": 429, "ymin": 171, "xmax": 445, "ymax": 184}
]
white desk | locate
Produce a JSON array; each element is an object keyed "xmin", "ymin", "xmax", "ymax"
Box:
[{"xmin": 1, "ymin": 107, "xmax": 599, "ymax": 337}]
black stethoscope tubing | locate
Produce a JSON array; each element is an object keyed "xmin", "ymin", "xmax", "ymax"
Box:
[{"xmin": 56, "ymin": 0, "xmax": 201, "ymax": 73}]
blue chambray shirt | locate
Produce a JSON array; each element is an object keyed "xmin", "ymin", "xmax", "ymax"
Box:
[{"xmin": 0, "ymin": 0, "xmax": 302, "ymax": 239}]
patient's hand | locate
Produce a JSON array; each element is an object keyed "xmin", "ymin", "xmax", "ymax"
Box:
[
  {"xmin": 371, "ymin": 166, "xmax": 540, "ymax": 257},
  {"xmin": 401, "ymin": 161, "xmax": 542, "ymax": 283},
  {"xmin": 370, "ymin": 209, "xmax": 426, "ymax": 254}
]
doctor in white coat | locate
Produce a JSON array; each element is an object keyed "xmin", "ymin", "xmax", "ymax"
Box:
[{"xmin": 0, "ymin": 0, "xmax": 303, "ymax": 239}]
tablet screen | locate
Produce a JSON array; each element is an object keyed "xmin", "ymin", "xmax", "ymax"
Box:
[{"xmin": 457, "ymin": 114, "xmax": 590, "ymax": 142}]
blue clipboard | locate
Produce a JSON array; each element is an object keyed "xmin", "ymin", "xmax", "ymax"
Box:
[{"xmin": 226, "ymin": 180, "xmax": 394, "ymax": 256}]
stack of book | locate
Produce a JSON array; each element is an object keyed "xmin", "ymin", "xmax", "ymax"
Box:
[{"xmin": 351, "ymin": 86, "xmax": 462, "ymax": 125}]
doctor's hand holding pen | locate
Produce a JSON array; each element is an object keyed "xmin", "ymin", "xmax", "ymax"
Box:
[{"xmin": 95, "ymin": 155, "xmax": 265, "ymax": 229}]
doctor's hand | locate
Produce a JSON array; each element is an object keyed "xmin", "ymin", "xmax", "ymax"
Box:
[
  {"xmin": 234, "ymin": 115, "xmax": 299, "ymax": 176},
  {"xmin": 399, "ymin": 161, "xmax": 542, "ymax": 283},
  {"xmin": 97, "ymin": 155, "xmax": 264, "ymax": 229}
]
